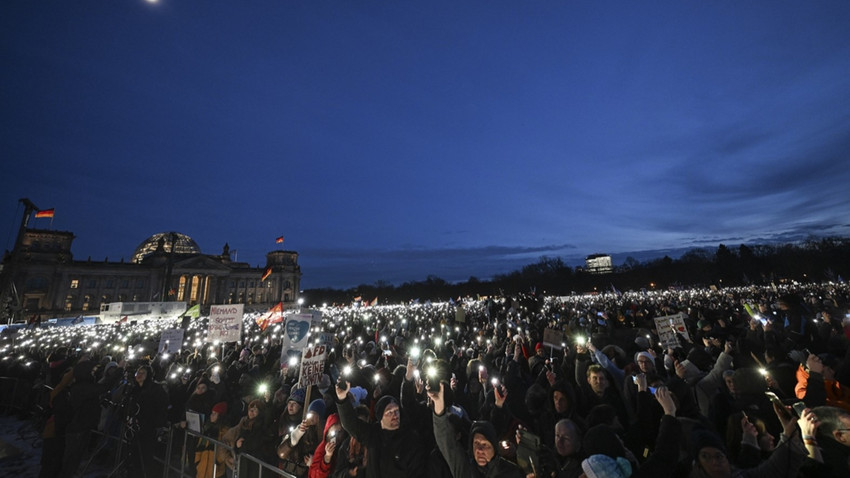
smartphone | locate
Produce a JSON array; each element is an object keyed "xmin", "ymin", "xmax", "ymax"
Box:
[
  {"xmin": 765, "ymin": 391, "xmax": 782, "ymax": 405},
  {"xmin": 792, "ymin": 401, "xmax": 807, "ymax": 418}
]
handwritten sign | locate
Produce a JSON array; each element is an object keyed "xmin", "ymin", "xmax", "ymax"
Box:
[
  {"xmin": 542, "ymin": 328, "xmax": 565, "ymax": 350},
  {"xmin": 159, "ymin": 328, "xmax": 185, "ymax": 354},
  {"xmin": 299, "ymin": 342, "xmax": 329, "ymax": 387},
  {"xmin": 208, "ymin": 304, "xmax": 243, "ymax": 343},
  {"xmin": 653, "ymin": 312, "xmax": 690, "ymax": 347}
]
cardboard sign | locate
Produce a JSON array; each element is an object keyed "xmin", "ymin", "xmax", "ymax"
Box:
[
  {"xmin": 542, "ymin": 328, "xmax": 565, "ymax": 349},
  {"xmin": 653, "ymin": 312, "xmax": 690, "ymax": 347},
  {"xmin": 208, "ymin": 304, "xmax": 244, "ymax": 343},
  {"xmin": 159, "ymin": 328, "xmax": 185, "ymax": 354},
  {"xmin": 299, "ymin": 342, "xmax": 329, "ymax": 387}
]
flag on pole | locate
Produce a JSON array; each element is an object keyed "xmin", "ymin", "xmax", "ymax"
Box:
[
  {"xmin": 261, "ymin": 267, "xmax": 273, "ymax": 282},
  {"xmin": 275, "ymin": 236, "xmax": 284, "ymax": 244},
  {"xmin": 370, "ymin": 297, "xmax": 378, "ymax": 307},
  {"xmin": 185, "ymin": 304, "xmax": 201, "ymax": 319},
  {"xmin": 256, "ymin": 302, "xmax": 284, "ymax": 331},
  {"xmin": 35, "ymin": 208, "xmax": 55, "ymax": 218}
]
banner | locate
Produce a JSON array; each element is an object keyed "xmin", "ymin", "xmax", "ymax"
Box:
[
  {"xmin": 208, "ymin": 304, "xmax": 243, "ymax": 343},
  {"xmin": 279, "ymin": 310, "xmax": 323, "ymax": 364},
  {"xmin": 159, "ymin": 328, "xmax": 185, "ymax": 354},
  {"xmin": 653, "ymin": 312, "xmax": 690, "ymax": 347}
]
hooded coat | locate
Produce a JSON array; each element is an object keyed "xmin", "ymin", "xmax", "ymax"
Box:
[
  {"xmin": 309, "ymin": 413, "xmax": 343, "ymax": 478},
  {"xmin": 433, "ymin": 413, "xmax": 523, "ymax": 478}
]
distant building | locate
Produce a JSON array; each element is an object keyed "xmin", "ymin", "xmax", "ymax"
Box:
[
  {"xmin": 0, "ymin": 228, "xmax": 300, "ymax": 321},
  {"xmin": 585, "ymin": 254, "xmax": 613, "ymax": 274}
]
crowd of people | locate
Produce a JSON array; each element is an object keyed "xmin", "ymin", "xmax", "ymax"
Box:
[{"xmin": 1, "ymin": 281, "xmax": 849, "ymax": 478}]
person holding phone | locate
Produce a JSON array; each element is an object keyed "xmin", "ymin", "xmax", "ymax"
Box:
[
  {"xmin": 335, "ymin": 377, "xmax": 426, "ymax": 478},
  {"xmin": 429, "ymin": 382, "xmax": 523, "ymax": 478}
]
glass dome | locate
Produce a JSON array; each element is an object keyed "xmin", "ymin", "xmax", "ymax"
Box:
[{"xmin": 131, "ymin": 232, "xmax": 201, "ymax": 263}]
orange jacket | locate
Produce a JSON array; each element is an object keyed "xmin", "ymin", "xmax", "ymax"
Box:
[{"xmin": 795, "ymin": 364, "xmax": 850, "ymax": 412}]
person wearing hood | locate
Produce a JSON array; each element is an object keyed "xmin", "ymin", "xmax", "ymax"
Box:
[
  {"xmin": 309, "ymin": 413, "xmax": 344, "ymax": 478},
  {"xmin": 429, "ymin": 382, "xmax": 523, "ymax": 478},
  {"xmin": 59, "ymin": 360, "xmax": 107, "ymax": 478}
]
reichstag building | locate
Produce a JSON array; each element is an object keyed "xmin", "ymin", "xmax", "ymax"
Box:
[{"xmin": 1, "ymin": 228, "xmax": 301, "ymax": 320}]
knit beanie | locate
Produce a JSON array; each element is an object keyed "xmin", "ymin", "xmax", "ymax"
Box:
[
  {"xmin": 469, "ymin": 421, "xmax": 499, "ymax": 451},
  {"xmin": 582, "ymin": 425, "xmax": 626, "ymax": 458},
  {"xmin": 349, "ymin": 386, "xmax": 368, "ymax": 406},
  {"xmin": 288, "ymin": 387, "xmax": 306, "ymax": 405},
  {"xmin": 582, "ymin": 454, "xmax": 632, "ymax": 478},
  {"xmin": 634, "ymin": 352, "xmax": 653, "ymax": 366},
  {"xmin": 307, "ymin": 399, "xmax": 326, "ymax": 421},
  {"xmin": 374, "ymin": 395, "xmax": 399, "ymax": 419},
  {"xmin": 212, "ymin": 402, "xmax": 228, "ymax": 415},
  {"xmin": 691, "ymin": 429, "xmax": 727, "ymax": 458}
]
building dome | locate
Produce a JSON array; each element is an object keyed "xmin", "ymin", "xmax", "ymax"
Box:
[{"xmin": 131, "ymin": 232, "xmax": 201, "ymax": 263}]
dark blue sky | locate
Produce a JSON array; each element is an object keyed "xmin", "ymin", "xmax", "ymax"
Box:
[{"xmin": 2, "ymin": 1, "xmax": 849, "ymax": 289}]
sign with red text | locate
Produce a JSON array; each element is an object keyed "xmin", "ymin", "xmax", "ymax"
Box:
[
  {"xmin": 208, "ymin": 304, "xmax": 243, "ymax": 343},
  {"xmin": 299, "ymin": 341, "xmax": 330, "ymax": 387},
  {"xmin": 653, "ymin": 312, "xmax": 689, "ymax": 347}
]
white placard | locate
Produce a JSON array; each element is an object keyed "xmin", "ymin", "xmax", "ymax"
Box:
[
  {"xmin": 208, "ymin": 304, "xmax": 244, "ymax": 343},
  {"xmin": 653, "ymin": 312, "xmax": 690, "ymax": 347},
  {"xmin": 159, "ymin": 328, "xmax": 185, "ymax": 354}
]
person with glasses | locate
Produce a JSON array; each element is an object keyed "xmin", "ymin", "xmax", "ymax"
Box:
[
  {"xmin": 810, "ymin": 406, "xmax": 850, "ymax": 478},
  {"xmin": 335, "ymin": 378, "xmax": 426, "ymax": 478}
]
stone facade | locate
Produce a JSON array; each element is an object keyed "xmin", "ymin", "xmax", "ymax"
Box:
[{"xmin": 2, "ymin": 229, "xmax": 301, "ymax": 320}]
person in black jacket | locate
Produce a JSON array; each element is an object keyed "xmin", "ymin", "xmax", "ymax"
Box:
[
  {"xmin": 59, "ymin": 360, "xmax": 106, "ymax": 478},
  {"xmin": 335, "ymin": 379, "xmax": 426, "ymax": 478},
  {"xmin": 429, "ymin": 382, "xmax": 523, "ymax": 478},
  {"xmin": 126, "ymin": 364, "xmax": 169, "ymax": 478}
]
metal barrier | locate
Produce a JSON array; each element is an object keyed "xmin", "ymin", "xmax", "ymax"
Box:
[{"xmin": 164, "ymin": 426, "xmax": 297, "ymax": 478}]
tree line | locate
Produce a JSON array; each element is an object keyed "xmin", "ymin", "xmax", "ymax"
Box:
[{"xmin": 304, "ymin": 237, "xmax": 850, "ymax": 305}]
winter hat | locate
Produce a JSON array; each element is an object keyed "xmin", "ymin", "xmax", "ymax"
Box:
[
  {"xmin": 212, "ymin": 402, "xmax": 228, "ymax": 415},
  {"xmin": 687, "ymin": 347, "xmax": 713, "ymax": 371},
  {"xmin": 581, "ymin": 454, "xmax": 632, "ymax": 478},
  {"xmin": 374, "ymin": 395, "xmax": 399, "ymax": 419},
  {"xmin": 288, "ymin": 387, "xmax": 306, "ymax": 405},
  {"xmin": 469, "ymin": 420, "xmax": 499, "ymax": 451},
  {"xmin": 697, "ymin": 319, "xmax": 711, "ymax": 330},
  {"xmin": 535, "ymin": 342, "xmax": 544, "ymax": 351},
  {"xmin": 582, "ymin": 425, "xmax": 627, "ymax": 458},
  {"xmin": 349, "ymin": 386, "xmax": 368, "ymax": 406},
  {"xmin": 307, "ymin": 399, "xmax": 326, "ymax": 421},
  {"xmin": 633, "ymin": 352, "xmax": 653, "ymax": 366},
  {"xmin": 634, "ymin": 336, "xmax": 650, "ymax": 350},
  {"xmin": 691, "ymin": 429, "xmax": 727, "ymax": 458},
  {"xmin": 318, "ymin": 374, "xmax": 332, "ymax": 395}
]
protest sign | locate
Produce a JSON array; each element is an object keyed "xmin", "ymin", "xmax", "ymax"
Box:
[
  {"xmin": 208, "ymin": 304, "xmax": 243, "ymax": 343},
  {"xmin": 159, "ymin": 328, "xmax": 185, "ymax": 354},
  {"xmin": 280, "ymin": 310, "xmax": 323, "ymax": 364},
  {"xmin": 542, "ymin": 328, "xmax": 565, "ymax": 350},
  {"xmin": 653, "ymin": 312, "xmax": 690, "ymax": 347},
  {"xmin": 299, "ymin": 340, "xmax": 331, "ymax": 387}
]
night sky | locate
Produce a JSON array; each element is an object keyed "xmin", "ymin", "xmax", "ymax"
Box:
[{"xmin": 2, "ymin": 1, "xmax": 849, "ymax": 289}]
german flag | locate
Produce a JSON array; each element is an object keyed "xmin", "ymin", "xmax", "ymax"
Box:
[
  {"xmin": 35, "ymin": 208, "xmax": 55, "ymax": 218},
  {"xmin": 275, "ymin": 236, "xmax": 284, "ymax": 244},
  {"xmin": 261, "ymin": 267, "xmax": 273, "ymax": 282}
]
